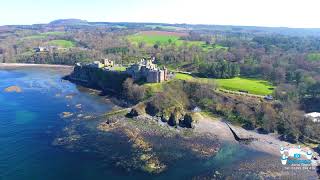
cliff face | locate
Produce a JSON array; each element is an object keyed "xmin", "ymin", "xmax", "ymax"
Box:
[{"xmin": 67, "ymin": 65, "xmax": 130, "ymax": 94}]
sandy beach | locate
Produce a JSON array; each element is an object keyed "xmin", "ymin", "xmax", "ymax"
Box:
[{"xmin": 194, "ymin": 113, "xmax": 317, "ymax": 157}]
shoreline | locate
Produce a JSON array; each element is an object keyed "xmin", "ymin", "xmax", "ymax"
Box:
[
  {"xmin": 194, "ymin": 113, "xmax": 319, "ymax": 158},
  {"xmin": 0, "ymin": 63, "xmax": 73, "ymax": 69}
]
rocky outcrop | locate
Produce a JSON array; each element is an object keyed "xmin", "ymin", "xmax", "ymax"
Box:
[
  {"xmin": 66, "ymin": 64, "xmax": 130, "ymax": 95},
  {"xmin": 168, "ymin": 107, "xmax": 185, "ymax": 126},
  {"xmin": 4, "ymin": 86, "xmax": 22, "ymax": 93},
  {"xmin": 127, "ymin": 103, "xmax": 146, "ymax": 118},
  {"xmin": 135, "ymin": 102, "xmax": 197, "ymax": 128},
  {"xmin": 180, "ymin": 113, "xmax": 196, "ymax": 128}
]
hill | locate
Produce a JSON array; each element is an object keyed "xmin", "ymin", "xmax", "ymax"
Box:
[{"xmin": 49, "ymin": 19, "xmax": 88, "ymax": 26}]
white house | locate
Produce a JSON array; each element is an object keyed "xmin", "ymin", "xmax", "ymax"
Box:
[{"xmin": 305, "ymin": 112, "xmax": 320, "ymax": 122}]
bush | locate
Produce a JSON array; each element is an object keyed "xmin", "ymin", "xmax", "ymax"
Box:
[{"xmin": 122, "ymin": 78, "xmax": 146, "ymax": 104}]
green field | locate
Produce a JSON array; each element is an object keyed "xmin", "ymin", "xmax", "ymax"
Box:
[
  {"xmin": 307, "ymin": 53, "xmax": 320, "ymax": 61},
  {"xmin": 215, "ymin": 77, "xmax": 274, "ymax": 95},
  {"xmin": 128, "ymin": 33, "xmax": 182, "ymax": 46},
  {"xmin": 144, "ymin": 83, "xmax": 165, "ymax": 94},
  {"xmin": 128, "ymin": 34, "xmax": 227, "ymax": 51},
  {"xmin": 174, "ymin": 73, "xmax": 274, "ymax": 95},
  {"xmin": 48, "ymin": 40, "xmax": 75, "ymax": 48},
  {"xmin": 113, "ymin": 66, "xmax": 127, "ymax": 71},
  {"xmin": 174, "ymin": 73, "xmax": 194, "ymax": 80},
  {"xmin": 24, "ymin": 31, "xmax": 65, "ymax": 39},
  {"xmin": 128, "ymin": 32, "xmax": 227, "ymax": 52}
]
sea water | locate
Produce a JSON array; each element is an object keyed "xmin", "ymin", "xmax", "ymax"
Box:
[{"xmin": 0, "ymin": 67, "xmax": 269, "ymax": 180}]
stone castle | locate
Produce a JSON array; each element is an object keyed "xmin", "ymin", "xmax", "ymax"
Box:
[
  {"xmin": 126, "ymin": 57, "xmax": 168, "ymax": 83},
  {"xmin": 74, "ymin": 57, "xmax": 168, "ymax": 83}
]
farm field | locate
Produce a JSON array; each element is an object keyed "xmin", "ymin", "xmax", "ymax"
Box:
[
  {"xmin": 128, "ymin": 31, "xmax": 227, "ymax": 52},
  {"xmin": 48, "ymin": 40, "xmax": 75, "ymax": 48},
  {"xmin": 307, "ymin": 53, "xmax": 320, "ymax": 61},
  {"xmin": 128, "ymin": 31, "xmax": 186, "ymax": 46}
]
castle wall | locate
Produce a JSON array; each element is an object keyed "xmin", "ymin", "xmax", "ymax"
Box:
[{"xmin": 147, "ymin": 71, "xmax": 159, "ymax": 83}]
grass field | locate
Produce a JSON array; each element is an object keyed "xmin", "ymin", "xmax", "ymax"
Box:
[
  {"xmin": 24, "ymin": 31, "xmax": 65, "ymax": 39},
  {"xmin": 174, "ymin": 73, "xmax": 274, "ymax": 95},
  {"xmin": 128, "ymin": 31, "xmax": 183, "ymax": 46},
  {"xmin": 48, "ymin": 40, "xmax": 75, "ymax": 48},
  {"xmin": 113, "ymin": 66, "xmax": 126, "ymax": 71},
  {"xmin": 307, "ymin": 53, "xmax": 320, "ymax": 61},
  {"xmin": 128, "ymin": 31, "xmax": 227, "ymax": 51},
  {"xmin": 174, "ymin": 73, "xmax": 194, "ymax": 80},
  {"xmin": 144, "ymin": 83, "xmax": 165, "ymax": 93},
  {"xmin": 215, "ymin": 77, "xmax": 274, "ymax": 95}
]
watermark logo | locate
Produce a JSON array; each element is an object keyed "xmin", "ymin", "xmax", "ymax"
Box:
[{"xmin": 280, "ymin": 145, "xmax": 313, "ymax": 165}]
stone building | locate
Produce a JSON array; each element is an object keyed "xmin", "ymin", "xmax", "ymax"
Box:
[
  {"xmin": 126, "ymin": 57, "xmax": 168, "ymax": 83},
  {"xmin": 84, "ymin": 59, "xmax": 115, "ymax": 69},
  {"xmin": 34, "ymin": 46, "xmax": 49, "ymax": 53},
  {"xmin": 102, "ymin": 58, "xmax": 114, "ymax": 67}
]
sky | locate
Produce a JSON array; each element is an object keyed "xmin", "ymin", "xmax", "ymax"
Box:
[{"xmin": 0, "ymin": 0, "xmax": 320, "ymax": 28}]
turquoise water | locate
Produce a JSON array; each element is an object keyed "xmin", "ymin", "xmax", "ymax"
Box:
[{"xmin": 0, "ymin": 68, "xmax": 268, "ymax": 180}]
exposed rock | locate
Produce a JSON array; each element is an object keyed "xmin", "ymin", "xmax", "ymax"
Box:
[
  {"xmin": 168, "ymin": 107, "xmax": 185, "ymax": 127},
  {"xmin": 180, "ymin": 113, "xmax": 196, "ymax": 128},
  {"xmin": 161, "ymin": 112, "xmax": 170, "ymax": 122},
  {"xmin": 98, "ymin": 121, "xmax": 118, "ymax": 132},
  {"xmin": 98, "ymin": 118, "xmax": 120, "ymax": 132},
  {"xmin": 127, "ymin": 103, "xmax": 146, "ymax": 118},
  {"xmin": 127, "ymin": 108, "xmax": 139, "ymax": 117},
  {"xmin": 75, "ymin": 104, "xmax": 82, "ymax": 109},
  {"xmin": 60, "ymin": 112, "xmax": 73, "ymax": 118},
  {"xmin": 4, "ymin": 86, "xmax": 22, "ymax": 93},
  {"xmin": 145, "ymin": 102, "xmax": 159, "ymax": 116},
  {"xmin": 65, "ymin": 95, "xmax": 73, "ymax": 99},
  {"xmin": 83, "ymin": 115, "xmax": 93, "ymax": 120}
]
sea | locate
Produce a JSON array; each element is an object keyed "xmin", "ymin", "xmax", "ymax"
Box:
[{"xmin": 0, "ymin": 67, "xmax": 290, "ymax": 180}]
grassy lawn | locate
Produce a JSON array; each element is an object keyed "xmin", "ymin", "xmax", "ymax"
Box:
[
  {"xmin": 113, "ymin": 66, "xmax": 127, "ymax": 71},
  {"xmin": 143, "ymin": 72, "xmax": 274, "ymax": 96},
  {"xmin": 174, "ymin": 73, "xmax": 194, "ymax": 80},
  {"xmin": 174, "ymin": 73, "xmax": 274, "ymax": 95},
  {"xmin": 215, "ymin": 77, "xmax": 274, "ymax": 95},
  {"xmin": 48, "ymin": 40, "xmax": 75, "ymax": 48},
  {"xmin": 144, "ymin": 83, "xmax": 165, "ymax": 93}
]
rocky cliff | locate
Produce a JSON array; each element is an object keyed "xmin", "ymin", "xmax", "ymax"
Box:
[{"xmin": 66, "ymin": 65, "xmax": 130, "ymax": 94}]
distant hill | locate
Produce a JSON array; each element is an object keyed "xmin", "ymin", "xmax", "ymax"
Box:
[{"xmin": 49, "ymin": 19, "xmax": 88, "ymax": 26}]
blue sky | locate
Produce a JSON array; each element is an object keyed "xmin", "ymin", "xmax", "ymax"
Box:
[{"xmin": 1, "ymin": 0, "xmax": 320, "ymax": 28}]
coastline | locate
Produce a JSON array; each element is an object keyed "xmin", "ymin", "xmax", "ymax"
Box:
[
  {"xmin": 0, "ymin": 63, "xmax": 73, "ymax": 69},
  {"xmin": 194, "ymin": 113, "xmax": 320, "ymax": 159}
]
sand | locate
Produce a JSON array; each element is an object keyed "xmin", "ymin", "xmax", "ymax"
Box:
[{"xmin": 194, "ymin": 113, "xmax": 317, "ymax": 157}]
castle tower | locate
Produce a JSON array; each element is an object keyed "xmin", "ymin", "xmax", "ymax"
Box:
[{"xmin": 163, "ymin": 66, "xmax": 168, "ymax": 81}]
